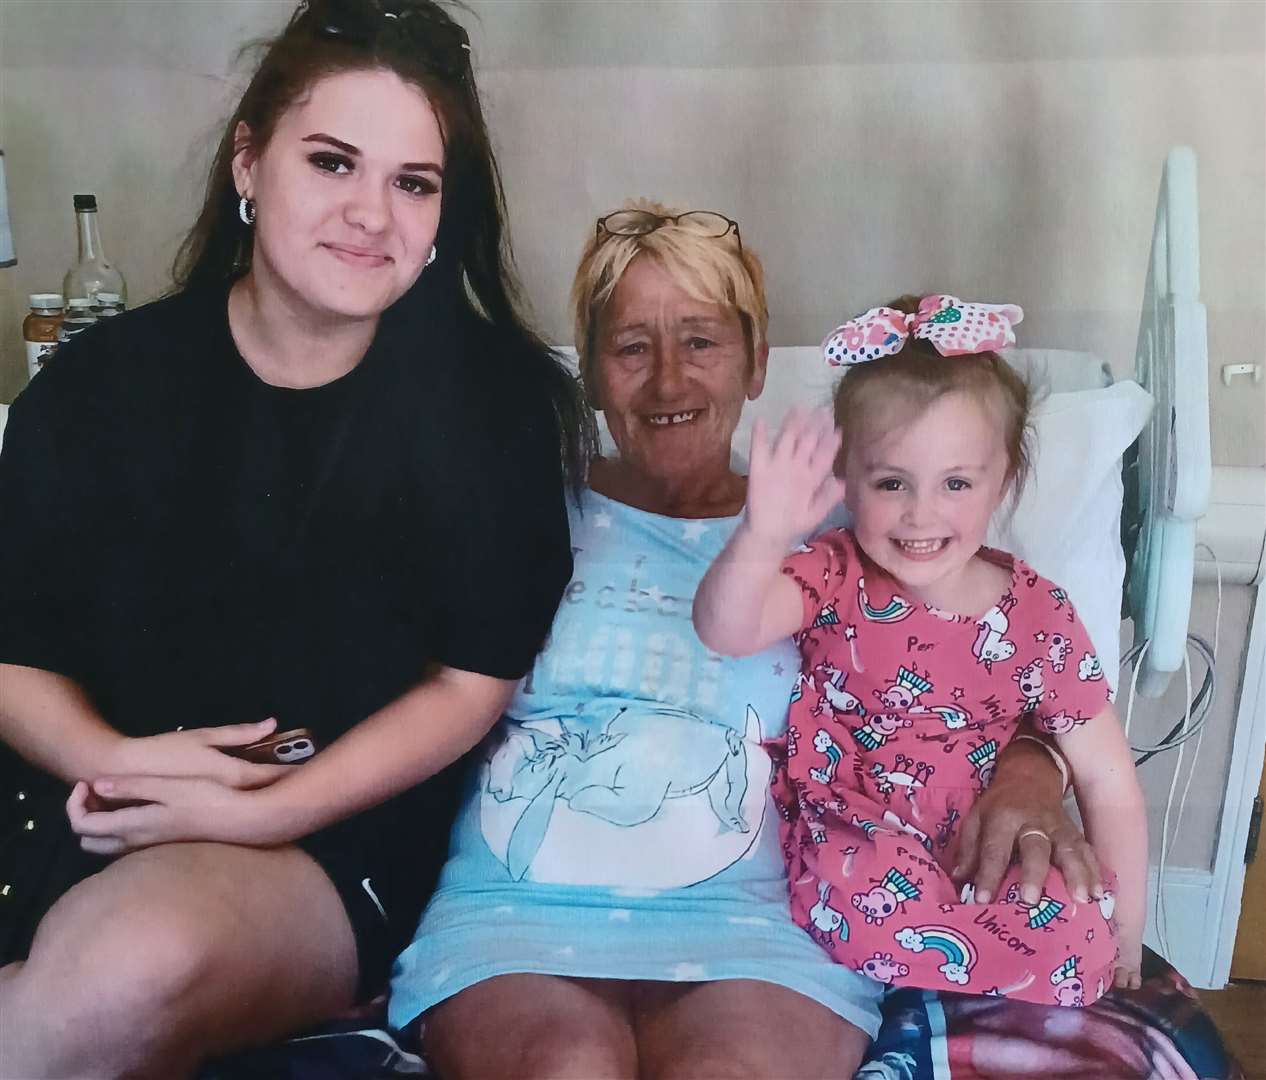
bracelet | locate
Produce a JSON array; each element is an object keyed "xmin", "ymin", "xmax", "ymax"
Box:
[{"xmin": 1011, "ymin": 733, "xmax": 1071, "ymax": 794}]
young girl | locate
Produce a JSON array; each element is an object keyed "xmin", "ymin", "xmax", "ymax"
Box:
[{"xmin": 694, "ymin": 294, "xmax": 1146, "ymax": 1006}]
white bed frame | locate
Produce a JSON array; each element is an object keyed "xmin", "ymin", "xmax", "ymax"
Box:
[
  {"xmin": 1125, "ymin": 146, "xmax": 1212, "ymax": 699},
  {"xmin": 1123, "ymin": 148, "xmax": 1266, "ymax": 991}
]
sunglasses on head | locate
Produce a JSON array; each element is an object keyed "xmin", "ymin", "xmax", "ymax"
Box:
[{"xmin": 297, "ymin": 0, "xmax": 472, "ymax": 80}]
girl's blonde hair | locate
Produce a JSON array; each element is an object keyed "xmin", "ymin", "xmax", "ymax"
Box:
[
  {"xmin": 833, "ymin": 295, "xmax": 1034, "ymax": 495},
  {"xmin": 570, "ymin": 200, "xmax": 769, "ymax": 405}
]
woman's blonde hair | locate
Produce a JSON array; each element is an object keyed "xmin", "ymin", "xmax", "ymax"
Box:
[{"xmin": 570, "ymin": 200, "xmax": 769, "ymax": 404}]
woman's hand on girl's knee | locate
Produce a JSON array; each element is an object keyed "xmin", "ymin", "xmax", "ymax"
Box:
[{"xmin": 950, "ymin": 770, "xmax": 1103, "ymax": 905}]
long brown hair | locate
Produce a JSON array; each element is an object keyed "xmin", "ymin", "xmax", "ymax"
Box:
[{"xmin": 174, "ymin": 0, "xmax": 594, "ymax": 487}]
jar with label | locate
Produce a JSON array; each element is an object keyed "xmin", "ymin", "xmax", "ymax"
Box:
[
  {"xmin": 23, "ymin": 294, "xmax": 64, "ymax": 381},
  {"xmin": 94, "ymin": 292, "xmax": 125, "ymax": 318},
  {"xmin": 57, "ymin": 297, "xmax": 98, "ymax": 346}
]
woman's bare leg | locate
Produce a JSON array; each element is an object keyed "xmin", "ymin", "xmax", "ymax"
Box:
[
  {"xmin": 634, "ymin": 978, "xmax": 871, "ymax": 1080},
  {"xmin": 0, "ymin": 842, "xmax": 358, "ymax": 1079},
  {"xmin": 424, "ymin": 974, "xmax": 639, "ymax": 1080}
]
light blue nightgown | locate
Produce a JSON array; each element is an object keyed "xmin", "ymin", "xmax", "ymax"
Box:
[{"xmin": 389, "ymin": 489, "xmax": 882, "ymax": 1036}]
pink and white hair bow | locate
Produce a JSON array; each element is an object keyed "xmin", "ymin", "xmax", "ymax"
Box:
[{"xmin": 822, "ymin": 295, "xmax": 1024, "ymax": 367}]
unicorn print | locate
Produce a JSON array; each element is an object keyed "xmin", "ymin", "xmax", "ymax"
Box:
[
  {"xmin": 808, "ymin": 880, "xmax": 849, "ymax": 947},
  {"xmin": 840, "ymin": 844, "xmax": 859, "ymax": 877},
  {"xmin": 928, "ymin": 704, "xmax": 971, "ymax": 730},
  {"xmin": 972, "ymin": 595, "xmax": 1017, "ymax": 671},
  {"xmin": 851, "ymin": 814, "xmax": 881, "ymax": 840},
  {"xmin": 811, "ymin": 603, "xmax": 841, "ymax": 631},
  {"xmin": 487, "ymin": 704, "xmax": 760, "ymax": 881},
  {"xmin": 965, "ymin": 739, "xmax": 998, "ymax": 788},
  {"xmin": 933, "ymin": 807, "xmax": 960, "ymax": 851},
  {"xmin": 1005, "ymin": 883, "xmax": 1067, "ymax": 930},
  {"xmin": 812, "ymin": 661, "xmax": 866, "ymax": 720}
]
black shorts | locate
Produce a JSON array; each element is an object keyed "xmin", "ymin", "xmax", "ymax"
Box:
[
  {"xmin": 0, "ymin": 751, "xmax": 466, "ymax": 1002},
  {"xmin": 297, "ymin": 760, "xmax": 466, "ymax": 1000}
]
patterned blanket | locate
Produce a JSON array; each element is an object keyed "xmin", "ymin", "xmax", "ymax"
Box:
[{"xmin": 860, "ymin": 950, "xmax": 1242, "ymax": 1079}]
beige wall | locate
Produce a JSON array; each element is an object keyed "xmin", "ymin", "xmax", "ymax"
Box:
[
  {"xmin": 2, "ymin": 0, "xmax": 1263, "ymax": 465},
  {"xmin": 1, "ymin": 0, "xmax": 1263, "ymax": 868}
]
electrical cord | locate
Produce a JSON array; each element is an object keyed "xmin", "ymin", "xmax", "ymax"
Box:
[
  {"xmin": 1124, "ymin": 544, "xmax": 1222, "ymax": 959},
  {"xmin": 1123, "ymin": 542, "xmax": 1222, "ymax": 767},
  {"xmin": 1125, "ymin": 635, "xmax": 1216, "ymax": 765}
]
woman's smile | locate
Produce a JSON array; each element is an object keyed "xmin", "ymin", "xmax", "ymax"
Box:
[
  {"xmin": 646, "ymin": 408, "xmax": 704, "ymax": 427},
  {"xmin": 321, "ymin": 241, "xmax": 393, "ymax": 268}
]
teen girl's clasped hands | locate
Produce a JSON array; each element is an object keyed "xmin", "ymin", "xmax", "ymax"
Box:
[{"xmin": 695, "ymin": 294, "xmax": 1148, "ymax": 1005}]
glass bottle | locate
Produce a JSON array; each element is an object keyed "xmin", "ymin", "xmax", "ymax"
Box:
[
  {"xmin": 62, "ymin": 194, "xmax": 127, "ymax": 307},
  {"xmin": 23, "ymin": 293, "xmax": 64, "ymax": 380}
]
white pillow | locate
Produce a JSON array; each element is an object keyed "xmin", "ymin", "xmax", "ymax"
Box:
[
  {"xmin": 986, "ymin": 381, "xmax": 1153, "ymax": 689},
  {"xmin": 1000, "ymin": 347, "xmax": 1112, "ymax": 395}
]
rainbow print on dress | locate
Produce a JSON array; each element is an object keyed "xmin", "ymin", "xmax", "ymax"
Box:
[{"xmin": 895, "ymin": 924, "xmax": 978, "ymax": 986}]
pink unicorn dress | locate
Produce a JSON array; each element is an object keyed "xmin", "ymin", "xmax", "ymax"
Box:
[{"xmin": 774, "ymin": 529, "xmax": 1121, "ymax": 1007}]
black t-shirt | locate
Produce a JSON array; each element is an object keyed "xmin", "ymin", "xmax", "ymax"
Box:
[{"xmin": 0, "ymin": 282, "xmax": 571, "ymax": 782}]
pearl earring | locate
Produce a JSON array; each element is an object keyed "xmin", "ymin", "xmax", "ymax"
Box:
[{"xmin": 426, "ymin": 245, "xmax": 437, "ymax": 267}]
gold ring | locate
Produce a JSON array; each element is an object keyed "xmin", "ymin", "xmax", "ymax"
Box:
[{"xmin": 1018, "ymin": 827, "xmax": 1051, "ymax": 843}]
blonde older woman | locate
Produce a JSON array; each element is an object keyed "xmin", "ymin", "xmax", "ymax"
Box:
[{"xmin": 390, "ymin": 204, "xmax": 1089, "ymax": 1079}]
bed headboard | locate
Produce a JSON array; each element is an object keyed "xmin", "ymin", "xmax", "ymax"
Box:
[{"xmin": 1125, "ymin": 146, "xmax": 1212, "ymax": 698}]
